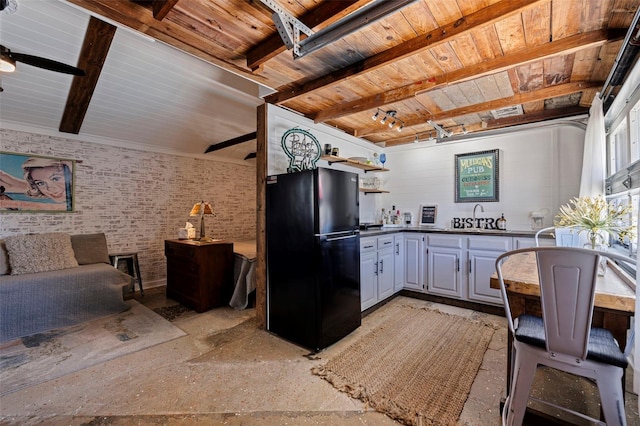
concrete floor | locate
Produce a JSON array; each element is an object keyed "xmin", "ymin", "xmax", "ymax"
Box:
[{"xmin": 0, "ymin": 288, "xmax": 638, "ymax": 425}]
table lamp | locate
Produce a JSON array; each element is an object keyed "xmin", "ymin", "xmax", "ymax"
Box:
[{"xmin": 189, "ymin": 201, "xmax": 214, "ymax": 241}]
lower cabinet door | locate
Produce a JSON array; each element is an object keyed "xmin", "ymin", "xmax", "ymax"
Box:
[
  {"xmin": 360, "ymin": 250, "xmax": 377, "ymax": 311},
  {"xmin": 428, "ymin": 248, "xmax": 463, "ymax": 298},
  {"xmin": 393, "ymin": 234, "xmax": 404, "ymax": 293},
  {"xmin": 377, "ymin": 248, "xmax": 394, "ymax": 300},
  {"xmin": 404, "ymin": 235, "xmax": 423, "ymax": 291},
  {"xmin": 468, "ymin": 250, "xmax": 503, "ymax": 304}
]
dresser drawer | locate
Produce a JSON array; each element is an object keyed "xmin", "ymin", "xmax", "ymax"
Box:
[{"xmin": 165, "ymin": 243, "xmax": 199, "ymax": 261}]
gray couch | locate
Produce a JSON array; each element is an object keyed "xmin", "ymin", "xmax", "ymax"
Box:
[{"xmin": 0, "ymin": 233, "xmax": 132, "ymax": 342}]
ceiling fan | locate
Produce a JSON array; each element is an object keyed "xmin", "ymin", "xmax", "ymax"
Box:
[{"xmin": 0, "ymin": 45, "xmax": 85, "ymax": 76}]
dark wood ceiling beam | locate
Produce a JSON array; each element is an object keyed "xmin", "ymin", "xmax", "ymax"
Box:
[
  {"xmin": 59, "ymin": 16, "xmax": 116, "ymax": 134},
  {"xmin": 204, "ymin": 132, "xmax": 257, "ymax": 153},
  {"xmin": 355, "ymin": 81, "xmax": 601, "ymax": 137},
  {"xmin": 384, "ymin": 106, "xmax": 589, "ymax": 147},
  {"xmin": 313, "ymin": 29, "xmax": 624, "ymax": 123},
  {"xmin": 265, "ymin": 0, "xmax": 545, "ymax": 105},
  {"xmin": 246, "ymin": 0, "xmax": 368, "ymax": 71},
  {"xmin": 152, "ymin": 0, "xmax": 179, "ymax": 20}
]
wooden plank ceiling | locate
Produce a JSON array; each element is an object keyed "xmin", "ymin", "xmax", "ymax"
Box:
[{"xmin": 67, "ymin": 0, "xmax": 639, "ymax": 147}]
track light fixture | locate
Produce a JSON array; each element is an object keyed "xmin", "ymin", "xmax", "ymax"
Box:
[
  {"xmin": 372, "ymin": 109, "xmax": 405, "ymax": 132},
  {"xmin": 427, "ymin": 120, "xmax": 453, "ymax": 138}
]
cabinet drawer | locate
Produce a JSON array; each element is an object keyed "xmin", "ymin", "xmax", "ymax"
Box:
[
  {"xmin": 360, "ymin": 237, "xmax": 377, "ymax": 253},
  {"xmin": 467, "ymin": 236, "xmax": 511, "ymax": 251},
  {"xmin": 377, "ymin": 236, "xmax": 394, "ymax": 250},
  {"xmin": 428, "ymin": 234, "xmax": 464, "ymax": 248},
  {"xmin": 165, "ymin": 243, "xmax": 199, "ymax": 261}
]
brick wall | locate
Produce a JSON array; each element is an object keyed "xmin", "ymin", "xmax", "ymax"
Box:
[{"xmin": 0, "ymin": 129, "xmax": 256, "ymax": 287}]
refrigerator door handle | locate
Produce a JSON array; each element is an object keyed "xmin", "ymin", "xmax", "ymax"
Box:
[{"xmin": 325, "ymin": 234, "xmax": 358, "ymax": 242}]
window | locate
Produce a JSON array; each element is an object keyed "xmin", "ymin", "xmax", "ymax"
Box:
[
  {"xmin": 609, "ymin": 118, "xmax": 628, "ymax": 175},
  {"xmin": 606, "ymin": 99, "xmax": 640, "ymax": 265}
]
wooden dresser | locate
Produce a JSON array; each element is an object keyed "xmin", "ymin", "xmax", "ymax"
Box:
[{"xmin": 164, "ymin": 239, "xmax": 234, "ymax": 312}]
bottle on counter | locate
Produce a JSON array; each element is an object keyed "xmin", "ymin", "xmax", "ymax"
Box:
[
  {"xmin": 380, "ymin": 208, "xmax": 387, "ymax": 225},
  {"xmin": 497, "ymin": 213, "xmax": 507, "ymax": 230}
]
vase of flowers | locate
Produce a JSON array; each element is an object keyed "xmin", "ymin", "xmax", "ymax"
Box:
[{"xmin": 554, "ymin": 195, "xmax": 636, "ymax": 275}]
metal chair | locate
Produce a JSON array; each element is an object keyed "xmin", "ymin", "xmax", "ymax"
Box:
[
  {"xmin": 533, "ymin": 226, "xmax": 555, "ymax": 247},
  {"xmin": 495, "ymin": 246, "xmax": 635, "ymax": 426},
  {"xmin": 534, "ymin": 226, "xmax": 589, "ymax": 247}
]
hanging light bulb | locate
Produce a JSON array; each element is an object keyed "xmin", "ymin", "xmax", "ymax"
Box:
[
  {"xmin": 389, "ymin": 120, "xmax": 396, "ymax": 128},
  {"xmin": 414, "ymin": 135, "xmax": 419, "ymax": 143},
  {"xmin": 397, "ymin": 123, "xmax": 404, "ymax": 132},
  {"xmin": 462, "ymin": 125, "xmax": 468, "ymax": 134},
  {"xmin": 371, "ymin": 110, "xmax": 380, "ymax": 121},
  {"xmin": 380, "ymin": 115, "xmax": 388, "ymax": 125}
]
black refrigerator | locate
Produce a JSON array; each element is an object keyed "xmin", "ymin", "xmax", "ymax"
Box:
[{"xmin": 266, "ymin": 167, "xmax": 361, "ymax": 351}]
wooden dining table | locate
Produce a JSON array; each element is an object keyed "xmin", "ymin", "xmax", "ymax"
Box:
[
  {"xmin": 490, "ymin": 251, "xmax": 636, "ymax": 414},
  {"xmin": 491, "ymin": 251, "xmax": 635, "ymax": 346}
]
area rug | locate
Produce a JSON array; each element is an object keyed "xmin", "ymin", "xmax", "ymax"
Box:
[
  {"xmin": 0, "ymin": 300, "xmax": 186, "ymax": 396},
  {"xmin": 312, "ymin": 304, "xmax": 496, "ymax": 426},
  {"xmin": 153, "ymin": 303, "xmax": 194, "ymax": 321}
]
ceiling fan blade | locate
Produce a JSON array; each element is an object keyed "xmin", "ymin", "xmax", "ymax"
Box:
[{"xmin": 11, "ymin": 52, "xmax": 85, "ymax": 76}]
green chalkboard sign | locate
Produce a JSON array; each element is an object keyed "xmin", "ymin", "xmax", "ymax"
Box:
[{"xmin": 455, "ymin": 149, "xmax": 499, "ymax": 203}]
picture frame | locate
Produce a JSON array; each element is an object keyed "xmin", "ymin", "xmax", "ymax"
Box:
[
  {"xmin": 0, "ymin": 152, "xmax": 75, "ymax": 213},
  {"xmin": 455, "ymin": 149, "xmax": 499, "ymax": 203},
  {"xmin": 418, "ymin": 204, "xmax": 438, "ymax": 227}
]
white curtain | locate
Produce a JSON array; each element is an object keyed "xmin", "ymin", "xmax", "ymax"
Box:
[{"xmin": 579, "ymin": 93, "xmax": 606, "ymax": 197}]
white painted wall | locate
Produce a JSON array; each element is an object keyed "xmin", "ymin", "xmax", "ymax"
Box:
[
  {"xmin": 266, "ymin": 104, "xmax": 385, "ymax": 221},
  {"xmin": 381, "ymin": 124, "xmax": 585, "ymax": 230},
  {"xmin": 266, "ymin": 104, "xmax": 585, "ymax": 231}
]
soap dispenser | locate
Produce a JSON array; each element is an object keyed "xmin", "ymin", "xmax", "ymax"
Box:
[{"xmin": 497, "ymin": 213, "xmax": 507, "ymax": 230}]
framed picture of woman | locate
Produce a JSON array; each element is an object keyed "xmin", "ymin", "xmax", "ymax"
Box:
[{"xmin": 0, "ymin": 152, "xmax": 75, "ymax": 212}]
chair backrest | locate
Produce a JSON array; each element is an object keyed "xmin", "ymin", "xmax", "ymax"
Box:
[
  {"xmin": 536, "ymin": 248, "xmax": 598, "ymax": 359},
  {"xmin": 554, "ymin": 227, "xmax": 589, "ymax": 247},
  {"xmin": 495, "ymin": 247, "xmax": 635, "ymax": 360},
  {"xmin": 534, "ymin": 226, "xmax": 555, "ymax": 247}
]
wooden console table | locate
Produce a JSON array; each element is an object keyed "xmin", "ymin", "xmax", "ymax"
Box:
[{"xmin": 164, "ymin": 239, "xmax": 234, "ymax": 312}]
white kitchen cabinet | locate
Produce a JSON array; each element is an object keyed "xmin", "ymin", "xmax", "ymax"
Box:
[
  {"xmin": 403, "ymin": 233, "xmax": 424, "ymax": 291},
  {"xmin": 393, "ymin": 233, "xmax": 404, "ymax": 293},
  {"xmin": 377, "ymin": 245, "xmax": 395, "ymax": 301},
  {"xmin": 467, "ymin": 236, "xmax": 512, "ymax": 305},
  {"xmin": 360, "ymin": 245, "xmax": 378, "ymax": 311},
  {"xmin": 426, "ymin": 234, "xmax": 464, "ymax": 298},
  {"xmin": 359, "ymin": 235, "xmax": 395, "ymax": 311}
]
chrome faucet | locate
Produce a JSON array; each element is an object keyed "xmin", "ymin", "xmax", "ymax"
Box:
[{"xmin": 472, "ymin": 203, "xmax": 484, "ymax": 228}]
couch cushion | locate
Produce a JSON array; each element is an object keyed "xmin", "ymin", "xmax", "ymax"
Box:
[
  {"xmin": 4, "ymin": 233, "xmax": 79, "ymax": 275},
  {"xmin": 0, "ymin": 240, "xmax": 9, "ymax": 275},
  {"xmin": 71, "ymin": 233, "xmax": 110, "ymax": 265}
]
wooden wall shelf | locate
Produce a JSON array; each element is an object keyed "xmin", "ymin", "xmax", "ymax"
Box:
[
  {"xmin": 360, "ymin": 188, "xmax": 389, "ymax": 194},
  {"xmin": 321, "ymin": 155, "xmax": 389, "ymax": 173}
]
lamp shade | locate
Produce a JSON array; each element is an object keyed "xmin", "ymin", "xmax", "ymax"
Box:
[
  {"xmin": 189, "ymin": 201, "xmax": 213, "ymax": 217},
  {"xmin": 189, "ymin": 201, "xmax": 214, "ymax": 240}
]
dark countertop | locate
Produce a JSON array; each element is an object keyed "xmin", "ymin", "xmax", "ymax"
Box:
[{"xmin": 359, "ymin": 226, "xmax": 552, "ymax": 239}]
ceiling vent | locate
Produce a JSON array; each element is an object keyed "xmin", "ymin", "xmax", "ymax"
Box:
[{"xmin": 490, "ymin": 105, "xmax": 523, "ymax": 119}]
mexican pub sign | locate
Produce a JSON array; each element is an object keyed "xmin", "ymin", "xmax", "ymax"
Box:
[{"xmin": 455, "ymin": 149, "xmax": 499, "ymax": 203}]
